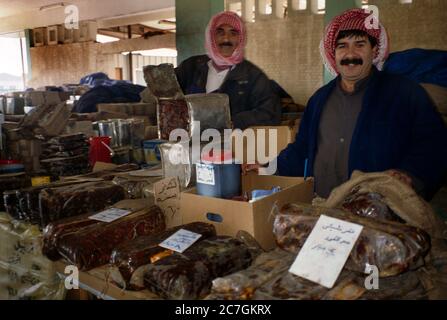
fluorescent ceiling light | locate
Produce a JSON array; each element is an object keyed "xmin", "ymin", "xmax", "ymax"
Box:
[{"xmin": 39, "ymin": 2, "xmax": 65, "ymax": 11}]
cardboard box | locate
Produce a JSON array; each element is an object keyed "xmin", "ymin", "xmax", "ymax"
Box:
[
  {"xmin": 232, "ymin": 125, "xmax": 296, "ymax": 164},
  {"xmin": 181, "ymin": 174, "xmax": 314, "ymax": 250}
]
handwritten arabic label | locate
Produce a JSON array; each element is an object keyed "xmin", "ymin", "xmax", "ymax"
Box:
[
  {"xmin": 88, "ymin": 208, "xmax": 132, "ymax": 223},
  {"xmin": 196, "ymin": 163, "xmax": 215, "ymax": 185},
  {"xmin": 154, "ymin": 177, "xmax": 181, "ymax": 228},
  {"xmin": 159, "ymin": 229, "xmax": 202, "ymax": 253},
  {"xmin": 289, "ymin": 214, "xmax": 363, "ymax": 288}
]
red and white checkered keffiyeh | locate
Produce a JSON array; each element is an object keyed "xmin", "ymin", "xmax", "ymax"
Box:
[
  {"xmin": 320, "ymin": 8, "xmax": 390, "ymax": 76},
  {"xmin": 205, "ymin": 11, "xmax": 247, "ymax": 68}
]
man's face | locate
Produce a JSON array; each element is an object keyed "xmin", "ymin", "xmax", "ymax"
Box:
[
  {"xmin": 214, "ymin": 24, "xmax": 240, "ymax": 57},
  {"xmin": 335, "ymin": 35, "xmax": 378, "ymax": 82}
]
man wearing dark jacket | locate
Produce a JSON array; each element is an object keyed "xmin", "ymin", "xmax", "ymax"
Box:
[
  {"xmin": 175, "ymin": 11, "xmax": 281, "ymax": 130},
  {"xmin": 247, "ymin": 8, "xmax": 447, "ymax": 200}
]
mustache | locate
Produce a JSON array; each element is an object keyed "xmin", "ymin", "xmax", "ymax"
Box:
[
  {"xmin": 341, "ymin": 58, "xmax": 363, "ymax": 66},
  {"xmin": 219, "ymin": 42, "xmax": 234, "ymax": 47}
]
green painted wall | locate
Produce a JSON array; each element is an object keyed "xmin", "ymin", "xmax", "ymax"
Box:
[
  {"xmin": 323, "ymin": 0, "xmax": 362, "ymax": 84},
  {"xmin": 175, "ymin": 0, "xmax": 224, "ymax": 64}
]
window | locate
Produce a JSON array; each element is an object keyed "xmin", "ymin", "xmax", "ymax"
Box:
[{"xmin": 0, "ymin": 32, "xmax": 27, "ymax": 93}]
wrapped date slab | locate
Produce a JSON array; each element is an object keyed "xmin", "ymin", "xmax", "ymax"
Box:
[
  {"xmin": 274, "ymin": 203, "xmax": 431, "ymax": 277},
  {"xmin": 38, "ymin": 181, "xmax": 126, "ymax": 226},
  {"xmin": 157, "ymin": 99, "xmax": 189, "ymax": 141},
  {"xmin": 4, "ymin": 180, "xmax": 93, "ymax": 225},
  {"xmin": 143, "ymin": 64, "xmax": 184, "ymax": 100},
  {"xmin": 207, "ymin": 249, "xmax": 295, "ymax": 300},
  {"xmin": 109, "ymin": 222, "xmax": 216, "ymax": 290},
  {"xmin": 185, "ymin": 93, "xmax": 232, "ymax": 138},
  {"xmin": 143, "ymin": 236, "xmax": 254, "ymax": 299},
  {"xmin": 341, "ymin": 191, "xmax": 404, "ymax": 222},
  {"xmin": 42, "ymin": 212, "xmax": 103, "ymax": 261},
  {"xmin": 323, "ymin": 170, "xmax": 447, "ymax": 239},
  {"xmin": 253, "ymin": 269, "xmax": 428, "ymax": 300},
  {"xmin": 112, "ymin": 175, "xmax": 161, "ymax": 199},
  {"xmin": 43, "ymin": 199, "xmax": 152, "ymax": 261},
  {"xmin": 253, "ymin": 269, "xmax": 363, "ymax": 300},
  {"xmin": 56, "ymin": 205, "xmax": 166, "ymax": 270}
]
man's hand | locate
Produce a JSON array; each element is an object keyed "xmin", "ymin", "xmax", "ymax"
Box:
[
  {"xmin": 385, "ymin": 169, "xmax": 413, "ymax": 187},
  {"xmin": 241, "ymin": 163, "xmax": 261, "ymax": 175}
]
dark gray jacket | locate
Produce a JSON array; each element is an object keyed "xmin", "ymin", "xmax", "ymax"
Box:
[{"xmin": 175, "ymin": 55, "xmax": 281, "ymax": 129}]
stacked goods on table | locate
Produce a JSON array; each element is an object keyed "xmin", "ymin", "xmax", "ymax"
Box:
[
  {"xmin": 143, "ymin": 63, "xmax": 231, "ymax": 141},
  {"xmin": 48, "ymin": 205, "xmax": 166, "ymax": 271},
  {"xmin": 206, "ymin": 171, "xmax": 447, "ymax": 300},
  {"xmin": 40, "ymin": 133, "xmax": 90, "ymax": 178},
  {"xmin": 3, "ymin": 180, "xmax": 126, "ymax": 228},
  {"xmin": 0, "ymin": 174, "xmax": 31, "ymax": 211},
  {"xmin": 109, "ymin": 222, "xmax": 217, "ymax": 290},
  {"xmin": 142, "ymin": 236, "xmax": 255, "ymax": 300},
  {"xmin": 0, "ymin": 212, "xmax": 65, "ymax": 300}
]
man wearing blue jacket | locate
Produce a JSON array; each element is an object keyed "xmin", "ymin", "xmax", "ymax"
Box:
[{"xmin": 249, "ymin": 8, "xmax": 447, "ymax": 200}]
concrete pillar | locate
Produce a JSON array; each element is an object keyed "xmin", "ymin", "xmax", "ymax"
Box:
[
  {"xmin": 24, "ymin": 29, "xmax": 33, "ymax": 86},
  {"xmin": 175, "ymin": 0, "xmax": 224, "ymax": 65},
  {"xmin": 242, "ymin": 0, "xmax": 255, "ymax": 22},
  {"xmin": 323, "ymin": 0, "xmax": 362, "ymax": 84}
]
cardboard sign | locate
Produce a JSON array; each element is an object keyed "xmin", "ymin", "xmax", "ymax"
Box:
[
  {"xmin": 289, "ymin": 215, "xmax": 363, "ymax": 288},
  {"xmin": 159, "ymin": 229, "xmax": 202, "ymax": 253},
  {"xmin": 89, "ymin": 207, "xmax": 132, "ymax": 223},
  {"xmin": 154, "ymin": 177, "xmax": 181, "ymax": 228}
]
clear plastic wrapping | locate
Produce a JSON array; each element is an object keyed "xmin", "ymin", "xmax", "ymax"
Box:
[
  {"xmin": 38, "ymin": 181, "xmax": 126, "ymax": 227},
  {"xmin": 159, "ymin": 141, "xmax": 195, "ymax": 189},
  {"xmin": 341, "ymin": 190, "xmax": 404, "ymax": 222},
  {"xmin": 143, "ymin": 64, "xmax": 184, "ymax": 100},
  {"xmin": 56, "ymin": 205, "xmax": 166, "ymax": 271},
  {"xmin": 0, "ymin": 213, "xmax": 65, "ymax": 300},
  {"xmin": 157, "ymin": 99, "xmax": 190, "ymax": 141},
  {"xmin": 4, "ymin": 180, "xmax": 99, "ymax": 226},
  {"xmin": 207, "ymin": 249, "xmax": 294, "ymax": 300},
  {"xmin": 185, "ymin": 93, "xmax": 232, "ymax": 138},
  {"xmin": 109, "ymin": 222, "xmax": 216, "ymax": 290},
  {"xmin": 143, "ymin": 236, "xmax": 254, "ymax": 299},
  {"xmin": 112, "ymin": 175, "xmax": 161, "ymax": 199},
  {"xmin": 273, "ymin": 203, "xmax": 431, "ymax": 277}
]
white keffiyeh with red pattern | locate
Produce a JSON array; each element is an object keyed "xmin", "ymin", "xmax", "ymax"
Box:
[
  {"xmin": 205, "ymin": 11, "xmax": 247, "ymax": 68},
  {"xmin": 320, "ymin": 8, "xmax": 390, "ymax": 76}
]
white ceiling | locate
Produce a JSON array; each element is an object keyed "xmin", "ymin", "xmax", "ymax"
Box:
[{"xmin": 0, "ymin": 0, "xmax": 175, "ymax": 33}]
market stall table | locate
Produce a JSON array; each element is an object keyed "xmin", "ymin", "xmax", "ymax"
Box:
[{"xmin": 55, "ymin": 261, "xmax": 160, "ymax": 300}]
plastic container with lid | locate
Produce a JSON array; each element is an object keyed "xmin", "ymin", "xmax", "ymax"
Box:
[{"xmin": 196, "ymin": 150, "xmax": 241, "ymax": 199}]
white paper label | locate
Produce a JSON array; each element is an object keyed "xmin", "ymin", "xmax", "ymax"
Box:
[
  {"xmin": 88, "ymin": 208, "xmax": 132, "ymax": 223},
  {"xmin": 196, "ymin": 163, "xmax": 215, "ymax": 186},
  {"xmin": 289, "ymin": 215, "xmax": 363, "ymax": 288},
  {"xmin": 159, "ymin": 229, "xmax": 202, "ymax": 253}
]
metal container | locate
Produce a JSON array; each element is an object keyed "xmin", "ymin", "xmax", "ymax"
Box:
[
  {"xmin": 93, "ymin": 120, "xmax": 119, "ymax": 148},
  {"xmin": 116, "ymin": 119, "xmax": 131, "ymax": 147},
  {"xmin": 130, "ymin": 119, "xmax": 145, "ymax": 148}
]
